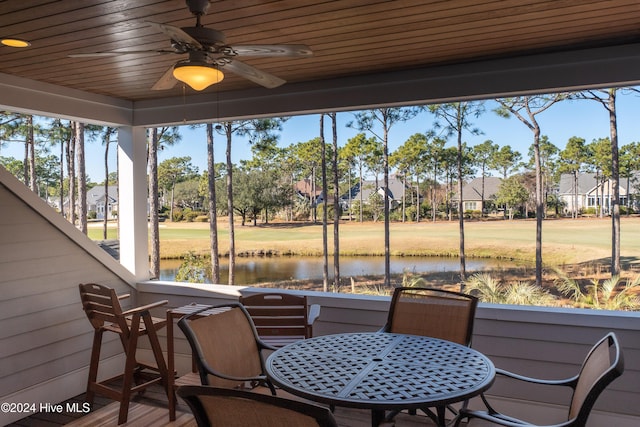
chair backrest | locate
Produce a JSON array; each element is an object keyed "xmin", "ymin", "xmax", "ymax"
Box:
[
  {"xmin": 177, "ymin": 385, "xmax": 339, "ymax": 427},
  {"xmin": 383, "ymin": 287, "xmax": 478, "ymax": 346},
  {"xmin": 178, "ymin": 303, "xmax": 267, "ymax": 389},
  {"xmin": 568, "ymin": 332, "xmax": 624, "ymax": 424},
  {"xmin": 78, "ymin": 283, "xmax": 129, "ymax": 333},
  {"xmin": 239, "ymin": 293, "xmax": 311, "ymax": 347}
]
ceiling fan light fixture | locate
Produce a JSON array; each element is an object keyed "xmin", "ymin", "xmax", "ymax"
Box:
[
  {"xmin": 173, "ymin": 60, "xmax": 224, "ymax": 91},
  {"xmin": 1, "ymin": 37, "xmax": 31, "ymax": 48}
]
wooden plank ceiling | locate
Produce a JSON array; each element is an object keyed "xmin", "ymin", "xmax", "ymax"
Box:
[{"xmin": 1, "ymin": 0, "xmax": 640, "ymax": 102}]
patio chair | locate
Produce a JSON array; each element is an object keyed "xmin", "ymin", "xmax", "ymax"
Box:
[
  {"xmin": 177, "ymin": 385, "xmax": 339, "ymax": 427},
  {"xmin": 453, "ymin": 332, "xmax": 624, "ymax": 427},
  {"xmin": 239, "ymin": 292, "xmax": 321, "ymax": 348},
  {"xmin": 177, "ymin": 303, "xmax": 277, "ymax": 394},
  {"xmin": 78, "ymin": 283, "xmax": 169, "ymax": 425},
  {"xmin": 381, "ymin": 286, "xmax": 479, "ymax": 425},
  {"xmin": 381, "ymin": 286, "xmax": 478, "ymax": 345}
]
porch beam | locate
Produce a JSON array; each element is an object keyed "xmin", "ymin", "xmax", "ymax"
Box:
[
  {"xmin": 0, "ymin": 72, "xmax": 132, "ymax": 126},
  {"xmin": 133, "ymin": 42, "xmax": 640, "ymax": 127}
]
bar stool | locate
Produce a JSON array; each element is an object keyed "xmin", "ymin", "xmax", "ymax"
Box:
[{"xmin": 78, "ymin": 283, "xmax": 170, "ymax": 424}]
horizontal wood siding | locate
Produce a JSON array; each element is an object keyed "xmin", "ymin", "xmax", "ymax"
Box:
[{"xmin": 0, "ymin": 177, "xmax": 135, "ymax": 425}]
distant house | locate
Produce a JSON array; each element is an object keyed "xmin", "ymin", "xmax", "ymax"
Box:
[
  {"xmin": 452, "ymin": 176, "xmax": 502, "ymax": 212},
  {"xmin": 294, "ymin": 178, "xmax": 323, "ymax": 205},
  {"xmin": 340, "ymin": 175, "xmax": 413, "ymax": 211},
  {"xmin": 558, "ymin": 173, "xmax": 639, "ymax": 214},
  {"xmin": 87, "ymin": 185, "xmax": 118, "ymax": 219}
]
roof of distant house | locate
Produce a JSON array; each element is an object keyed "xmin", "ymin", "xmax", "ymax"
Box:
[{"xmin": 452, "ymin": 176, "xmax": 502, "ymax": 201}]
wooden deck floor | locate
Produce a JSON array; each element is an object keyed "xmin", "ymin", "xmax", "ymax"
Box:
[{"xmin": 7, "ymin": 383, "xmax": 440, "ymax": 426}]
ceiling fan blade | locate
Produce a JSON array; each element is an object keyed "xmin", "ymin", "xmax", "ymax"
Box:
[
  {"xmin": 69, "ymin": 50, "xmax": 174, "ymax": 58},
  {"xmin": 151, "ymin": 66, "xmax": 178, "ymax": 90},
  {"xmin": 231, "ymin": 44, "xmax": 312, "ymax": 57},
  {"xmin": 223, "ymin": 60, "xmax": 286, "ymax": 89},
  {"xmin": 146, "ymin": 21, "xmax": 203, "ymax": 49}
]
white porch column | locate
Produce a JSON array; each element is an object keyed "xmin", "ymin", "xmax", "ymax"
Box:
[{"xmin": 117, "ymin": 126, "xmax": 149, "ymax": 281}]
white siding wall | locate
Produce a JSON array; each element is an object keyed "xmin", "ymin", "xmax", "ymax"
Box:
[{"xmin": 0, "ymin": 168, "xmax": 137, "ymax": 426}]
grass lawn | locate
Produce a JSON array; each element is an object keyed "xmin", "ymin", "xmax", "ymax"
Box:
[{"xmin": 88, "ymin": 217, "xmax": 640, "ymax": 267}]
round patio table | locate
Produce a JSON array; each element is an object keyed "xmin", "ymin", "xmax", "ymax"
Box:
[{"xmin": 266, "ymin": 332, "xmax": 495, "ymax": 427}]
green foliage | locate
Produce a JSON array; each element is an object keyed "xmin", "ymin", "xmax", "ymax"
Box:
[
  {"xmin": 491, "ymin": 145, "xmax": 522, "ymax": 178},
  {"xmin": 316, "ymin": 202, "xmax": 337, "ymax": 218},
  {"xmin": 556, "ymin": 271, "xmax": 640, "ymax": 310},
  {"xmin": 401, "ymin": 272, "xmax": 427, "ymax": 288},
  {"xmin": 175, "ymin": 251, "xmax": 210, "ymax": 283},
  {"xmin": 465, "ymin": 210, "xmax": 482, "ymax": 219},
  {"xmin": 369, "ymin": 192, "xmax": 384, "ymax": 222},
  {"xmin": 183, "ymin": 209, "xmax": 200, "ymax": 222},
  {"xmin": 465, "ymin": 273, "xmax": 557, "ymax": 306},
  {"xmin": 158, "ymin": 156, "xmax": 199, "ymax": 192},
  {"xmin": 172, "ymin": 208, "xmax": 184, "ymax": 222},
  {"xmin": 495, "ymin": 175, "xmax": 529, "ymax": 219}
]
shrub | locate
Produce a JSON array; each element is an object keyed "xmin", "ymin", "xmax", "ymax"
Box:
[
  {"xmin": 184, "ymin": 210, "xmax": 199, "ymax": 222},
  {"xmin": 555, "ymin": 270, "xmax": 640, "ymax": 310},
  {"xmin": 465, "ymin": 273, "xmax": 557, "ymax": 306},
  {"xmin": 175, "ymin": 251, "xmax": 210, "ymax": 283}
]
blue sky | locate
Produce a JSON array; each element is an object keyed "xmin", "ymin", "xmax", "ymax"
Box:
[
  {"xmin": 152, "ymin": 92, "xmax": 640, "ymax": 180},
  {"xmin": 2, "ymin": 91, "xmax": 639, "ymax": 182}
]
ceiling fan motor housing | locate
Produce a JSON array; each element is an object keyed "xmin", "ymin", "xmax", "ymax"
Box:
[{"xmin": 182, "ymin": 26, "xmax": 226, "ymax": 47}]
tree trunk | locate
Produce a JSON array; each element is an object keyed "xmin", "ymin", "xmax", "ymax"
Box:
[
  {"xmin": 401, "ymin": 174, "xmax": 406, "ymax": 222},
  {"xmin": 383, "ymin": 120, "xmax": 391, "ymax": 288},
  {"xmin": 206, "ymin": 124, "xmax": 220, "ymax": 283},
  {"xmin": 28, "ymin": 116, "xmax": 37, "ymax": 193},
  {"xmin": 480, "ymin": 172, "xmax": 485, "ymax": 218},
  {"xmin": 416, "ymin": 176, "xmax": 420, "ymax": 222},
  {"xmin": 103, "ymin": 129, "xmax": 112, "ymax": 240},
  {"xmin": 608, "ymin": 90, "xmax": 621, "ymax": 275},
  {"xmin": 76, "ymin": 122, "xmax": 87, "ymax": 235},
  {"xmin": 68, "ymin": 123, "xmax": 76, "ymax": 225},
  {"xmin": 320, "ymin": 115, "xmax": 329, "ymax": 292},
  {"xmin": 330, "ymin": 112, "xmax": 340, "ymax": 290},
  {"xmin": 311, "ymin": 166, "xmax": 317, "ymax": 223},
  {"xmin": 59, "ymin": 125, "xmax": 65, "ymax": 218},
  {"xmin": 533, "ymin": 128, "xmax": 543, "ymax": 287},
  {"xmin": 359, "ymin": 164, "xmax": 364, "ymax": 222},
  {"xmin": 149, "ymin": 128, "xmax": 160, "ymax": 278},
  {"xmin": 225, "ymin": 123, "xmax": 236, "ymax": 285},
  {"xmin": 456, "ymin": 112, "xmax": 466, "ymax": 285},
  {"xmin": 573, "ymin": 171, "xmax": 579, "ymax": 218}
]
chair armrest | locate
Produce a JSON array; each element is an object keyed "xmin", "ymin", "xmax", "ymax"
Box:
[
  {"xmin": 122, "ymin": 300, "xmax": 169, "ymax": 316},
  {"xmin": 458, "ymin": 407, "xmax": 572, "ymax": 427},
  {"xmin": 307, "ymin": 304, "xmax": 321, "ymax": 325},
  {"xmin": 258, "ymin": 340, "xmax": 278, "ymax": 352},
  {"xmin": 496, "ymin": 368, "xmax": 579, "ymax": 388},
  {"xmin": 458, "ymin": 409, "xmax": 536, "ymax": 427}
]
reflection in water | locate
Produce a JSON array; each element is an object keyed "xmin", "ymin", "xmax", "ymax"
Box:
[{"xmin": 158, "ymin": 256, "xmax": 522, "ymax": 285}]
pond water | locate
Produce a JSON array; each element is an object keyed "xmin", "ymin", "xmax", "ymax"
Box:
[{"xmin": 159, "ymin": 256, "xmax": 524, "ymax": 285}]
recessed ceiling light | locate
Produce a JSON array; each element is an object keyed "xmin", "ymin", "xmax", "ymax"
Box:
[{"xmin": 1, "ymin": 38, "xmax": 31, "ymax": 48}]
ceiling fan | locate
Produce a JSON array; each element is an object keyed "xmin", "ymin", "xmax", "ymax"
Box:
[{"xmin": 70, "ymin": 0, "xmax": 312, "ymax": 90}]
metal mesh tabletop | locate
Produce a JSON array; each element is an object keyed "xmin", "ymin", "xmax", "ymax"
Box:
[{"xmin": 266, "ymin": 332, "xmax": 495, "ymax": 410}]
